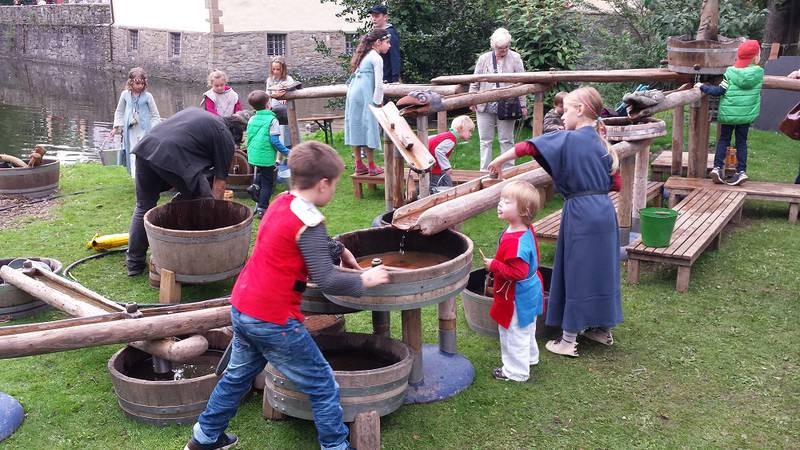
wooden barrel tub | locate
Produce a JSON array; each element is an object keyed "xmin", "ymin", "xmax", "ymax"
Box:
[
  {"xmin": 263, "ymin": 332, "xmax": 412, "ymax": 421},
  {"xmin": 325, "ymin": 227, "xmax": 473, "ymax": 311},
  {"xmin": 144, "ymin": 199, "xmax": 253, "ymax": 284},
  {"xmin": 0, "ymin": 158, "xmax": 59, "ymax": 198},
  {"xmin": 0, "ymin": 257, "xmax": 62, "ymax": 320},
  {"xmin": 461, "ymin": 267, "xmax": 559, "ymax": 339},
  {"xmin": 602, "ymin": 117, "xmax": 667, "ymax": 142},
  {"xmin": 667, "ymin": 35, "xmax": 744, "ymax": 75},
  {"xmin": 225, "ymin": 150, "xmax": 254, "ymax": 193},
  {"xmin": 107, "ymin": 329, "xmax": 231, "ymax": 426}
]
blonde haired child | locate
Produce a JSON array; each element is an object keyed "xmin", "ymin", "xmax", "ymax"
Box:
[
  {"xmin": 483, "ymin": 180, "xmax": 543, "ymax": 381},
  {"xmin": 265, "ymin": 56, "xmax": 295, "ymax": 147},
  {"xmin": 488, "ymin": 86, "xmax": 622, "ymax": 358},
  {"xmin": 112, "ymin": 67, "xmax": 161, "ymax": 178},
  {"xmin": 427, "ymin": 115, "xmax": 475, "ymax": 193},
  {"xmin": 203, "ymin": 70, "xmax": 242, "ymax": 116}
]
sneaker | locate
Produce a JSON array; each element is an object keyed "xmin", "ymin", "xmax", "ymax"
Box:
[
  {"xmin": 545, "ymin": 338, "xmax": 578, "ymax": 357},
  {"xmin": 581, "ymin": 328, "xmax": 614, "ymax": 346},
  {"xmin": 709, "ymin": 167, "xmax": 723, "ymax": 184},
  {"xmin": 726, "ymin": 171, "xmax": 749, "ymax": 186},
  {"xmin": 492, "ymin": 367, "xmax": 512, "ymax": 381},
  {"xmin": 126, "ymin": 264, "xmax": 145, "ymax": 277},
  {"xmin": 253, "ymin": 208, "xmax": 265, "ymax": 219},
  {"xmin": 184, "ymin": 433, "xmax": 238, "ymax": 450},
  {"xmin": 368, "ymin": 166, "xmax": 385, "ymax": 176},
  {"xmin": 245, "ymin": 184, "xmax": 260, "ymax": 202}
]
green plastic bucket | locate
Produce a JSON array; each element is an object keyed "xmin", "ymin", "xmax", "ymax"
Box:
[{"xmin": 639, "ymin": 207, "xmax": 678, "ymax": 248}]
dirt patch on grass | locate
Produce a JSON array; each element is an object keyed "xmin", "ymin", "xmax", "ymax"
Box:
[{"xmin": 0, "ymin": 195, "xmax": 60, "ymax": 230}]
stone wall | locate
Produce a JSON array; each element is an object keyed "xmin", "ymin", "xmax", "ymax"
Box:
[
  {"xmin": 111, "ymin": 27, "xmax": 211, "ymax": 83},
  {"xmin": 0, "ymin": 5, "xmax": 111, "ymax": 66}
]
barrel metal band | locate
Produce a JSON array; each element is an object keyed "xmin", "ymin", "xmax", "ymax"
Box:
[
  {"xmin": 117, "ymin": 396, "xmax": 208, "ymax": 415},
  {"xmin": 667, "ymin": 46, "xmax": 739, "ymax": 53},
  {"xmin": 148, "ymin": 224, "xmax": 251, "ymax": 244},
  {"xmin": 166, "ymin": 265, "xmax": 244, "ymax": 283}
]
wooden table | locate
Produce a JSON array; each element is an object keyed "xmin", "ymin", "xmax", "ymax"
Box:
[{"xmin": 297, "ymin": 115, "xmax": 344, "ymax": 146}]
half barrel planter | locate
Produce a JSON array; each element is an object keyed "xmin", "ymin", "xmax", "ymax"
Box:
[
  {"xmin": 0, "ymin": 158, "xmax": 59, "ymax": 198},
  {"xmin": 0, "ymin": 257, "xmax": 62, "ymax": 320}
]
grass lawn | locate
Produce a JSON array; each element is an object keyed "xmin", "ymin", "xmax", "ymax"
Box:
[{"xmin": 1, "ymin": 122, "xmax": 799, "ymax": 449}]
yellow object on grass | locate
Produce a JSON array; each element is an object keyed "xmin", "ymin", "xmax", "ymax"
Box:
[{"xmin": 86, "ymin": 233, "xmax": 129, "ymax": 251}]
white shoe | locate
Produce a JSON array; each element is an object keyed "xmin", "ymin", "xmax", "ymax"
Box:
[
  {"xmin": 581, "ymin": 327, "xmax": 614, "ymax": 346},
  {"xmin": 545, "ymin": 338, "xmax": 578, "ymax": 357},
  {"xmin": 709, "ymin": 167, "xmax": 723, "ymax": 184}
]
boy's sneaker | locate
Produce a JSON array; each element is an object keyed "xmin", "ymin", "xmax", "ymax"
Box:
[
  {"xmin": 545, "ymin": 338, "xmax": 578, "ymax": 357},
  {"xmin": 580, "ymin": 328, "xmax": 614, "ymax": 346},
  {"xmin": 491, "ymin": 367, "xmax": 512, "ymax": 381},
  {"xmin": 184, "ymin": 433, "xmax": 238, "ymax": 450},
  {"xmin": 726, "ymin": 171, "xmax": 749, "ymax": 186},
  {"xmin": 245, "ymin": 184, "xmax": 260, "ymax": 202},
  {"xmin": 709, "ymin": 167, "xmax": 724, "ymax": 184},
  {"xmin": 253, "ymin": 208, "xmax": 265, "ymax": 219}
]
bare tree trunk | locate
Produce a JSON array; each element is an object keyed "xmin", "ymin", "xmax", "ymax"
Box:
[
  {"xmin": 763, "ymin": 0, "xmax": 800, "ymax": 56},
  {"xmin": 696, "ymin": 0, "xmax": 719, "ymax": 41}
]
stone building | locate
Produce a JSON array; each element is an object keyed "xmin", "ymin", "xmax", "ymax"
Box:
[{"xmin": 111, "ymin": 0, "xmax": 360, "ymax": 83}]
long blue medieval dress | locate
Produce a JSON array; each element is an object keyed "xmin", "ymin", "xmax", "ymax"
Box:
[
  {"xmin": 522, "ymin": 125, "xmax": 623, "ymax": 332},
  {"xmin": 344, "ymin": 50, "xmax": 384, "ymax": 150}
]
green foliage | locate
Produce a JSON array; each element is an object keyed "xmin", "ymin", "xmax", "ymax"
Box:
[
  {"xmin": 590, "ymin": 0, "xmax": 768, "ymax": 70},
  {"xmin": 320, "ymin": 0, "xmax": 499, "ymax": 82}
]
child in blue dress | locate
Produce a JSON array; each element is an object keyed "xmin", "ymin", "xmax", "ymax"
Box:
[
  {"xmin": 112, "ymin": 67, "xmax": 161, "ymax": 178},
  {"xmin": 488, "ymin": 86, "xmax": 623, "ymax": 357},
  {"xmin": 344, "ymin": 28, "xmax": 391, "ymax": 176}
]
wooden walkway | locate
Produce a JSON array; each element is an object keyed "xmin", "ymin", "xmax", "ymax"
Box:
[
  {"xmin": 626, "ymin": 188, "xmax": 747, "ymax": 293},
  {"xmin": 533, "ymin": 181, "xmax": 664, "ymax": 242},
  {"xmin": 650, "ymin": 151, "xmax": 733, "ymax": 181},
  {"xmin": 351, "ymin": 169, "xmax": 488, "ymax": 198},
  {"xmin": 665, "ymin": 177, "xmax": 800, "ymax": 223}
]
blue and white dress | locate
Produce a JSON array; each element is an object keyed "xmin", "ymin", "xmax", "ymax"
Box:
[
  {"xmin": 344, "ymin": 50, "xmax": 384, "ymax": 150},
  {"xmin": 113, "ymin": 90, "xmax": 160, "ymax": 176}
]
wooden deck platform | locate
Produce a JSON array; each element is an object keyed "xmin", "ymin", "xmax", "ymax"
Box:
[
  {"xmin": 351, "ymin": 169, "xmax": 488, "ymax": 199},
  {"xmin": 533, "ymin": 181, "xmax": 664, "ymax": 242},
  {"xmin": 626, "ymin": 188, "xmax": 747, "ymax": 293},
  {"xmin": 664, "ymin": 176, "xmax": 800, "ymax": 223},
  {"xmin": 650, "ymin": 151, "xmax": 733, "ymax": 181}
]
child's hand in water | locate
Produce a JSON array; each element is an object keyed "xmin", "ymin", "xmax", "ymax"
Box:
[
  {"xmin": 340, "ymin": 248, "xmax": 360, "ymax": 270},
  {"xmin": 361, "ymin": 265, "xmax": 390, "ymax": 288}
]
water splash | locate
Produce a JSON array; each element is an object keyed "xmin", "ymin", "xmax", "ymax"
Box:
[{"xmin": 399, "ymin": 233, "xmax": 406, "ymax": 255}]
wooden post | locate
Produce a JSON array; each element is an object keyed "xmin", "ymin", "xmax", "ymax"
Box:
[
  {"xmin": 532, "ymin": 92, "xmax": 544, "ymax": 137},
  {"xmin": 417, "ymin": 116, "xmax": 430, "ymax": 199},
  {"xmin": 671, "ymin": 105, "xmax": 684, "ymax": 175},
  {"xmin": 617, "ymin": 155, "xmax": 636, "ymax": 244},
  {"xmin": 262, "ymin": 395, "xmax": 287, "ymax": 421},
  {"xmin": 632, "ymin": 140, "xmax": 652, "ymax": 230},
  {"xmin": 688, "ymin": 96, "xmax": 710, "ymax": 178},
  {"xmin": 350, "ymin": 411, "xmax": 380, "ymax": 450},
  {"xmin": 159, "ymin": 269, "xmax": 181, "ymax": 304},
  {"xmin": 391, "ymin": 146, "xmax": 405, "ymax": 209},
  {"xmin": 402, "ymin": 308, "xmax": 423, "ymax": 385},
  {"xmin": 371, "ymin": 311, "xmax": 390, "ymax": 338},
  {"xmin": 286, "ymin": 100, "xmax": 302, "ymax": 147},
  {"xmin": 437, "ymin": 110, "xmax": 448, "ymax": 133},
  {"xmin": 383, "ymin": 135, "xmax": 395, "ymax": 211},
  {"xmin": 438, "ymin": 298, "xmax": 457, "ymax": 354}
]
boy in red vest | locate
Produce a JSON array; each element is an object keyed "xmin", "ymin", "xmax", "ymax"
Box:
[
  {"xmin": 185, "ymin": 142, "xmax": 390, "ymax": 450},
  {"xmin": 427, "ymin": 115, "xmax": 474, "ymax": 193}
]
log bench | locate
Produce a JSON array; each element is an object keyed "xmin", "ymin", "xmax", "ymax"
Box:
[
  {"xmin": 351, "ymin": 169, "xmax": 488, "ymax": 199},
  {"xmin": 665, "ymin": 177, "xmax": 800, "ymax": 223},
  {"xmin": 626, "ymin": 188, "xmax": 747, "ymax": 293},
  {"xmin": 533, "ymin": 181, "xmax": 664, "ymax": 243},
  {"xmin": 650, "ymin": 151, "xmax": 733, "ymax": 181}
]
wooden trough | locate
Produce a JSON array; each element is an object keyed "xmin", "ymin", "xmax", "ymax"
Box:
[
  {"xmin": 0, "ymin": 257, "xmax": 62, "ymax": 320},
  {"xmin": 0, "ymin": 158, "xmax": 59, "ymax": 198}
]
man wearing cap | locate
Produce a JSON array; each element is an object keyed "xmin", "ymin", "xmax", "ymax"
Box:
[
  {"xmin": 124, "ymin": 107, "xmax": 247, "ymax": 276},
  {"xmin": 369, "ymin": 4, "xmax": 401, "ymax": 83}
]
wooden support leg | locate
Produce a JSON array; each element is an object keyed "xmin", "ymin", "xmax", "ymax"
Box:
[
  {"xmin": 653, "ymin": 190, "xmax": 663, "ymax": 207},
  {"xmin": 158, "ymin": 269, "xmax": 181, "ymax": 304},
  {"xmin": 626, "ymin": 259, "xmax": 640, "ymax": 284},
  {"xmin": 350, "ymin": 410, "xmax": 380, "ymax": 450},
  {"xmin": 353, "ymin": 179, "xmax": 363, "ymax": 199},
  {"xmin": 668, "ymin": 193, "xmax": 679, "ymax": 208},
  {"xmin": 732, "ymin": 206, "xmax": 743, "ymax": 225},
  {"xmin": 262, "ymin": 393, "xmax": 286, "ymax": 421},
  {"xmin": 676, "ymin": 266, "xmax": 691, "ymax": 293},
  {"xmin": 711, "ymin": 232, "xmax": 722, "ymax": 250},
  {"xmin": 368, "ymin": 183, "xmax": 377, "ymax": 192},
  {"xmin": 789, "ymin": 203, "xmax": 798, "ymax": 224}
]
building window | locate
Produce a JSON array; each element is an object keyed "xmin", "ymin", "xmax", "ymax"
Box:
[
  {"xmin": 128, "ymin": 29, "xmax": 139, "ymax": 52},
  {"xmin": 266, "ymin": 34, "xmax": 286, "ymax": 57},
  {"xmin": 345, "ymin": 33, "xmax": 357, "ymax": 55},
  {"xmin": 170, "ymin": 32, "xmax": 181, "ymax": 58}
]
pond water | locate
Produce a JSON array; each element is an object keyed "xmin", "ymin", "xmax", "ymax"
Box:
[{"xmin": 0, "ymin": 59, "xmax": 341, "ymax": 162}]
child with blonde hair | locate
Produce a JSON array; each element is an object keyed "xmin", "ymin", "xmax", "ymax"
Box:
[
  {"xmin": 483, "ymin": 180, "xmax": 543, "ymax": 381},
  {"xmin": 112, "ymin": 67, "xmax": 161, "ymax": 178},
  {"xmin": 265, "ymin": 56, "xmax": 296, "ymax": 147},
  {"xmin": 488, "ymin": 86, "xmax": 622, "ymax": 358},
  {"xmin": 427, "ymin": 115, "xmax": 475, "ymax": 193},
  {"xmin": 203, "ymin": 70, "xmax": 242, "ymax": 116}
]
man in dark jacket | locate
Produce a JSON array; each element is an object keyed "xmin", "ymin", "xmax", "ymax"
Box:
[
  {"xmin": 370, "ymin": 4, "xmax": 401, "ymax": 83},
  {"xmin": 125, "ymin": 107, "xmax": 246, "ymax": 275}
]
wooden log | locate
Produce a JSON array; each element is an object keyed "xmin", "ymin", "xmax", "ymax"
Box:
[
  {"xmin": 130, "ymin": 334, "xmax": 209, "ymax": 363},
  {"xmin": 277, "ymin": 83, "xmax": 466, "ymax": 100},
  {"xmin": 286, "ymin": 100, "xmax": 302, "ymax": 147},
  {"xmin": 408, "ymin": 169, "xmax": 551, "ymax": 235},
  {"xmin": 417, "ymin": 116, "xmax": 430, "ymax": 198},
  {"xmin": 532, "ymin": 92, "xmax": 544, "ymax": 137},
  {"xmin": 617, "ymin": 155, "xmax": 636, "ymax": 231},
  {"xmin": 438, "ymin": 84, "xmax": 548, "ymax": 111},
  {"xmin": 763, "ymin": 75, "xmax": 800, "ymax": 91},
  {"xmin": 0, "ymin": 266, "xmax": 109, "ymax": 317},
  {"xmin": 696, "ymin": 0, "xmax": 719, "ymax": 41},
  {"xmin": 688, "ymin": 96, "xmax": 711, "ymax": 178},
  {"xmin": 35, "ymin": 269, "xmax": 124, "ymax": 313},
  {"xmin": 672, "ymin": 105, "xmax": 685, "ymax": 175},
  {"xmin": 632, "ymin": 140, "xmax": 653, "ymax": 221},
  {"xmin": 391, "ymin": 146, "xmax": 405, "ymax": 209},
  {"xmin": 350, "ymin": 411, "xmax": 381, "ymax": 450},
  {"xmin": 0, "ymin": 306, "xmax": 232, "ymax": 359},
  {"xmin": 431, "ymin": 68, "xmax": 692, "ymax": 86},
  {"xmin": 630, "ymin": 87, "xmax": 704, "ymax": 119},
  {"xmin": 437, "ymin": 110, "xmax": 447, "ymax": 133},
  {"xmin": 383, "ymin": 135, "xmax": 395, "ymax": 211},
  {"xmin": 402, "ymin": 309, "xmax": 423, "ymax": 384}
]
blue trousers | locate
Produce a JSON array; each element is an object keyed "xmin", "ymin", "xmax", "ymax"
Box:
[
  {"xmin": 714, "ymin": 123, "xmax": 749, "ymax": 172},
  {"xmin": 255, "ymin": 165, "xmax": 276, "ymax": 210},
  {"xmin": 192, "ymin": 307, "xmax": 349, "ymax": 450}
]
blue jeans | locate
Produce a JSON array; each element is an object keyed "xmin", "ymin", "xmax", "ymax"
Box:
[
  {"xmin": 192, "ymin": 307, "xmax": 349, "ymax": 450},
  {"xmin": 255, "ymin": 165, "xmax": 276, "ymax": 211},
  {"xmin": 714, "ymin": 123, "xmax": 749, "ymax": 172}
]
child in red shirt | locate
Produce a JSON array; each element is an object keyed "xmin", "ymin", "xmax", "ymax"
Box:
[{"xmin": 483, "ymin": 180, "xmax": 543, "ymax": 382}]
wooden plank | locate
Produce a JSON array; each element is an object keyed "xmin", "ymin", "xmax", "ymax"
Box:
[
  {"xmin": 159, "ymin": 269, "xmax": 181, "ymax": 304},
  {"xmin": 679, "ymin": 192, "xmax": 745, "ymax": 263},
  {"xmin": 640, "ymin": 190, "xmax": 714, "ymax": 257},
  {"xmin": 370, "ymin": 102, "xmax": 435, "ymax": 172},
  {"xmin": 665, "ymin": 177, "xmax": 800, "ymax": 202},
  {"xmin": 651, "ymin": 189, "xmax": 724, "ymax": 257},
  {"xmin": 629, "ymin": 189, "xmax": 706, "ymax": 253},
  {"xmin": 666, "ymin": 190, "xmax": 736, "ymax": 259},
  {"xmin": 350, "ymin": 411, "xmax": 381, "ymax": 450}
]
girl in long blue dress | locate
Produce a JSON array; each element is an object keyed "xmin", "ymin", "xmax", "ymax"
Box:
[
  {"xmin": 488, "ymin": 87, "xmax": 623, "ymax": 358},
  {"xmin": 344, "ymin": 29, "xmax": 391, "ymax": 176},
  {"xmin": 112, "ymin": 67, "xmax": 161, "ymax": 179}
]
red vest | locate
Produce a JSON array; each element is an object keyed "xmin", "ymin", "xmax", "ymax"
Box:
[
  {"xmin": 230, "ymin": 192, "xmax": 309, "ymax": 324},
  {"xmin": 427, "ymin": 131, "xmax": 456, "ymax": 175}
]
